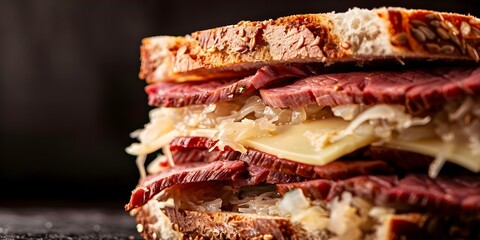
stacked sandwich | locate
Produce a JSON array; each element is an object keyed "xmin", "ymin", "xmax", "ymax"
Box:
[{"xmin": 126, "ymin": 7, "xmax": 480, "ymax": 240}]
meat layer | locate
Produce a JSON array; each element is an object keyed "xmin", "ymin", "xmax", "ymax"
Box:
[
  {"xmin": 261, "ymin": 67, "xmax": 480, "ymax": 112},
  {"xmin": 146, "ymin": 65, "xmax": 308, "ymax": 107},
  {"xmin": 126, "ymin": 160, "xmax": 305, "ymax": 210},
  {"xmin": 278, "ymin": 174, "xmax": 480, "ymax": 215},
  {"xmin": 170, "ymin": 136, "xmax": 394, "ymax": 180},
  {"xmin": 125, "ymin": 161, "xmax": 247, "ymax": 211},
  {"xmin": 332, "ymin": 174, "xmax": 480, "ymax": 215},
  {"xmin": 146, "ymin": 66, "xmax": 480, "ymax": 111}
]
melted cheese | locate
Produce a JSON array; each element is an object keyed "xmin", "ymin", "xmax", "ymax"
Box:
[
  {"xmin": 241, "ymin": 118, "xmax": 479, "ymax": 172},
  {"xmin": 130, "ymin": 105, "xmax": 480, "ymax": 173},
  {"xmin": 386, "ymin": 139, "xmax": 480, "ymax": 172},
  {"xmin": 243, "ymin": 118, "xmax": 376, "ymax": 166}
]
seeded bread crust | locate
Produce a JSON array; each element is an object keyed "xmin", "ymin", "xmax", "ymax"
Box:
[
  {"xmin": 133, "ymin": 201, "xmax": 436, "ymax": 240},
  {"xmin": 140, "ymin": 7, "xmax": 480, "ymax": 83},
  {"xmin": 134, "ymin": 204, "xmax": 314, "ymax": 240}
]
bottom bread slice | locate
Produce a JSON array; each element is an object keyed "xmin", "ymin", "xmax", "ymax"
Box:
[
  {"xmin": 134, "ymin": 202, "xmax": 324, "ymax": 240},
  {"xmin": 131, "ymin": 191, "xmax": 466, "ymax": 240}
]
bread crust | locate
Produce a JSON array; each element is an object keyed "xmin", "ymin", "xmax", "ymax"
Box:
[
  {"xmin": 140, "ymin": 7, "xmax": 480, "ymax": 83},
  {"xmin": 135, "ymin": 205, "xmax": 313, "ymax": 240},
  {"xmin": 133, "ymin": 202, "xmax": 433, "ymax": 240}
]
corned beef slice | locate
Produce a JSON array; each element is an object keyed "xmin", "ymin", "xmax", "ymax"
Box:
[
  {"xmin": 125, "ymin": 161, "xmax": 247, "ymax": 210},
  {"xmin": 146, "ymin": 65, "xmax": 308, "ymax": 107},
  {"xmin": 169, "ymin": 136, "xmax": 394, "ymax": 179},
  {"xmin": 331, "ymin": 174, "xmax": 480, "ymax": 215},
  {"xmin": 277, "ymin": 174, "xmax": 480, "ymax": 215},
  {"xmin": 260, "ymin": 67, "xmax": 480, "ymax": 110},
  {"xmin": 125, "ymin": 159, "xmax": 304, "ymax": 210},
  {"xmin": 146, "ymin": 65, "xmax": 479, "ymax": 110},
  {"xmin": 232, "ymin": 165, "xmax": 307, "ymax": 188},
  {"xmin": 277, "ymin": 179, "xmax": 333, "ymax": 200}
]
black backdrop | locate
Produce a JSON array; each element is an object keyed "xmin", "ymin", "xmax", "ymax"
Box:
[{"xmin": 0, "ymin": 0, "xmax": 479, "ymax": 207}]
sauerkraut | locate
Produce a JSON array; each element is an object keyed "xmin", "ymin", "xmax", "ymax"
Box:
[
  {"xmin": 128, "ymin": 95, "xmax": 480, "ymax": 176},
  {"xmin": 127, "ymin": 96, "xmax": 329, "ymax": 156},
  {"xmin": 149, "ymin": 183, "xmax": 399, "ymax": 240}
]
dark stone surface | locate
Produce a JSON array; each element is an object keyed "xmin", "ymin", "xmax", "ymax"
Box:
[{"xmin": 0, "ymin": 208, "xmax": 140, "ymax": 240}]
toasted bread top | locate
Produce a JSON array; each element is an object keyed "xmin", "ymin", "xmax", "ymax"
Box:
[{"xmin": 140, "ymin": 7, "xmax": 480, "ymax": 83}]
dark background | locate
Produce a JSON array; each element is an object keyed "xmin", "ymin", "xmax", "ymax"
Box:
[{"xmin": 0, "ymin": 1, "xmax": 479, "ymax": 208}]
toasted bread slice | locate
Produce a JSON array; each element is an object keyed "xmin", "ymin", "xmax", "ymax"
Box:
[
  {"xmin": 133, "ymin": 202, "xmax": 436, "ymax": 240},
  {"xmin": 134, "ymin": 203, "xmax": 314, "ymax": 240},
  {"xmin": 140, "ymin": 7, "xmax": 480, "ymax": 83}
]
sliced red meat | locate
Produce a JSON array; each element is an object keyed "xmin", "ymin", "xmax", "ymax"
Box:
[
  {"xmin": 125, "ymin": 161, "xmax": 247, "ymax": 211},
  {"xmin": 125, "ymin": 159, "xmax": 307, "ymax": 210},
  {"xmin": 170, "ymin": 138, "xmax": 440, "ymax": 175},
  {"xmin": 239, "ymin": 150, "xmax": 393, "ymax": 180},
  {"xmin": 233, "ymin": 165, "xmax": 306, "ymax": 188},
  {"xmin": 367, "ymin": 146, "xmax": 433, "ymax": 173},
  {"xmin": 276, "ymin": 179, "xmax": 333, "ymax": 200},
  {"xmin": 277, "ymin": 174, "xmax": 480, "ymax": 215},
  {"xmin": 260, "ymin": 67, "xmax": 480, "ymax": 112},
  {"xmin": 170, "ymin": 147, "xmax": 240, "ymax": 164},
  {"xmin": 329, "ymin": 174, "xmax": 480, "ymax": 215},
  {"xmin": 262, "ymin": 168, "xmax": 306, "ymax": 184},
  {"xmin": 169, "ymin": 137, "xmax": 240, "ymax": 164},
  {"xmin": 146, "ymin": 65, "xmax": 308, "ymax": 107},
  {"xmin": 169, "ymin": 136, "xmax": 394, "ymax": 180}
]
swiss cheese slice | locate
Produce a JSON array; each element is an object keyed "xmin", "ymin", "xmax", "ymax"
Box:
[
  {"xmin": 241, "ymin": 117, "xmax": 479, "ymax": 173},
  {"xmin": 242, "ymin": 118, "xmax": 376, "ymax": 166},
  {"xmin": 386, "ymin": 139, "xmax": 480, "ymax": 172}
]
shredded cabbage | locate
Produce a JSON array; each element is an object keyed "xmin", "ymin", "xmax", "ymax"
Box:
[
  {"xmin": 154, "ymin": 184, "xmax": 281, "ymax": 215},
  {"xmin": 213, "ymin": 117, "xmax": 277, "ymax": 152},
  {"xmin": 151, "ymin": 183, "xmax": 400, "ymax": 239},
  {"xmin": 233, "ymin": 191, "xmax": 280, "ymax": 216},
  {"xmin": 436, "ymin": 97, "xmax": 480, "ymax": 157},
  {"xmin": 135, "ymin": 155, "xmax": 147, "ymax": 179},
  {"xmin": 332, "ymin": 104, "xmax": 365, "ymax": 121},
  {"xmin": 331, "ymin": 104, "xmax": 430, "ymax": 143},
  {"xmin": 328, "ymin": 192, "xmax": 363, "ymax": 240},
  {"xmin": 127, "ymin": 96, "xmax": 329, "ymax": 156}
]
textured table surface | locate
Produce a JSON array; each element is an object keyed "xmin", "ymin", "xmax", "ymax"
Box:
[{"xmin": 0, "ymin": 208, "xmax": 141, "ymax": 240}]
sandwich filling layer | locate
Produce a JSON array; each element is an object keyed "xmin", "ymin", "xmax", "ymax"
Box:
[
  {"xmin": 127, "ymin": 65, "xmax": 480, "ymax": 239},
  {"xmin": 127, "ymin": 66, "xmax": 480, "ymax": 176}
]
